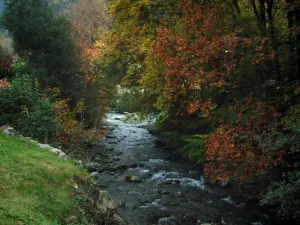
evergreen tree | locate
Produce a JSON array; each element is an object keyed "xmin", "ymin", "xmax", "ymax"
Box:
[{"xmin": 2, "ymin": 0, "xmax": 82, "ymax": 100}]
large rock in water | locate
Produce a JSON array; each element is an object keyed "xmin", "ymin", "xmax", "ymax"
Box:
[{"xmin": 125, "ymin": 175, "xmax": 142, "ymax": 183}]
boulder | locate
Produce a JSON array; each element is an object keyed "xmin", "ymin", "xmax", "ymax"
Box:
[
  {"xmin": 0, "ymin": 125, "xmax": 17, "ymax": 136},
  {"xmin": 128, "ymin": 163, "xmax": 138, "ymax": 168},
  {"xmin": 96, "ymin": 190, "xmax": 117, "ymax": 215},
  {"xmin": 85, "ymin": 162, "xmax": 100, "ymax": 172},
  {"xmin": 67, "ymin": 215, "xmax": 78, "ymax": 224},
  {"xmin": 106, "ymin": 135, "xmax": 116, "ymax": 139},
  {"xmin": 115, "ymin": 165, "xmax": 129, "ymax": 171},
  {"xmin": 37, "ymin": 143, "xmax": 67, "ymax": 159},
  {"xmin": 174, "ymin": 191, "xmax": 183, "ymax": 197},
  {"xmin": 125, "ymin": 175, "xmax": 142, "ymax": 183},
  {"xmin": 161, "ymin": 190, "xmax": 170, "ymax": 195},
  {"xmin": 113, "ymin": 213, "xmax": 127, "ymax": 225}
]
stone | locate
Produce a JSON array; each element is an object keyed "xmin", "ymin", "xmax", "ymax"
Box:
[
  {"xmin": 106, "ymin": 135, "xmax": 116, "ymax": 139},
  {"xmin": 117, "ymin": 200, "xmax": 126, "ymax": 208},
  {"xmin": 169, "ymin": 201, "xmax": 179, "ymax": 206},
  {"xmin": 0, "ymin": 125, "xmax": 17, "ymax": 136},
  {"xmin": 85, "ymin": 162, "xmax": 100, "ymax": 172},
  {"xmin": 201, "ymin": 223, "xmax": 212, "ymax": 225},
  {"xmin": 96, "ymin": 203, "xmax": 108, "ymax": 215},
  {"xmin": 91, "ymin": 172, "xmax": 99, "ymax": 177},
  {"xmin": 96, "ymin": 190, "xmax": 116, "ymax": 212},
  {"xmin": 174, "ymin": 191, "xmax": 183, "ymax": 197},
  {"xmin": 128, "ymin": 163, "xmax": 138, "ymax": 168},
  {"xmin": 115, "ymin": 165, "xmax": 129, "ymax": 171},
  {"xmin": 161, "ymin": 190, "xmax": 170, "ymax": 195},
  {"xmin": 37, "ymin": 143, "xmax": 68, "ymax": 159},
  {"xmin": 113, "ymin": 213, "xmax": 127, "ymax": 225},
  {"xmin": 251, "ymin": 223, "xmax": 263, "ymax": 225},
  {"xmin": 67, "ymin": 215, "xmax": 77, "ymax": 224},
  {"xmin": 188, "ymin": 171, "xmax": 199, "ymax": 178},
  {"xmin": 125, "ymin": 175, "xmax": 142, "ymax": 183}
]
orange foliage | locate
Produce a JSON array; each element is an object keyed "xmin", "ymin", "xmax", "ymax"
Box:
[
  {"xmin": 154, "ymin": 0, "xmax": 275, "ymax": 117},
  {"xmin": 205, "ymin": 100, "xmax": 282, "ymax": 184},
  {"xmin": 0, "ymin": 79, "xmax": 9, "ymax": 88},
  {"xmin": 54, "ymin": 98, "xmax": 78, "ymax": 147}
]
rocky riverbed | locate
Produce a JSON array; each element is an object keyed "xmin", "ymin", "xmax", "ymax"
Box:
[{"xmin": 82, "ymin": 113, "xmax": 267, "ymax": 225}]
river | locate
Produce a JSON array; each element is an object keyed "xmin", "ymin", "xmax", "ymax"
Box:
[{"xmin": 85, "ymin": 113, "xmax": 266, "ymax": 225}]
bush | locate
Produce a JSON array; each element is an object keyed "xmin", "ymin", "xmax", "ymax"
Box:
[
  {"xmin": 261, "ymin": 171, "xmax": 300, "ymax": 220},
  {"xmin": 183, "ymin": 135, "xmax": 209, "ymax": 163},
  {"xmin": 0, "ymin": 60, "xmax": 58, "ymax": 143},
  {"xmin": 21, "ymin": 99, "xmax": 57, "ymax": 143}
]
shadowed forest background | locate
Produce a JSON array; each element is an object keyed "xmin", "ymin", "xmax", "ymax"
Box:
[{"xmin": 0, "ymin": 0, "xmax": 300, "ymax": 224}]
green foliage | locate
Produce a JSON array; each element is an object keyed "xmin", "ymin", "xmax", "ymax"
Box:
[
  {"xmin": 183, "ymin": 135, "xmax": 209, "ymax": 164},
  {"xmin": 21, "ymin": 99, "xmax": 57, "ymax": 143},
  {"xmin": 112, "ymin": 87, "xmax": 157, "ymax": 114},
  {"xmin": 2, "ymin": 0, "xmax": 82, "ymax": 99},
  {"xmin": 261, "ymin": 171, "xmax": 300, "ymax": 220},
  {"xmin": 0, "ymin": 60, "xmax": 58, "ymax": 143},
  {"xmin": 0, "ymin": 134, "xmax": 88, "ymax": 225}
]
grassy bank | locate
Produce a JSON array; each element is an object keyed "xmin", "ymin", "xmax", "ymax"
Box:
[{"xmin": 0, "ymin": 133, "xmax": 89, "ymax": 225}]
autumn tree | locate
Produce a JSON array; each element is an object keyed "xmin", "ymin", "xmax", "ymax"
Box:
[{"xmin": 65, "ymin": 0, "xmax": 111, "ymax": 47}]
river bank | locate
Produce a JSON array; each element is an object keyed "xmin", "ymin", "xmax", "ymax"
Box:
[
  {"xmin": 0, "ymin": 127, "xmax": 126, "ymax": 225},
  {"xmin": 79, "ymin": 113, "xmax": 269, "ymax": 225}
]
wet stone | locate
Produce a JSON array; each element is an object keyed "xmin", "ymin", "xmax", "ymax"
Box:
[
  {"xmin": 128, "ymin": 163, "xmax": 138, "ymax": 168},
  {"xmin": 169, "ymin": 202, "xmax": 179, "ymax": 206},
  {"xmin": 161, "ymin": 190, "xmax": 170, "ymax": 195},
  {"xmin": 106, "ymin": 135, "xmax": 117, "ymax": 138},
  {"xmin": 174, "ymin": 191, "xmax": 183, "ymax": 197},
  {"xmin": 125, "ymin": 175, "xmax": 142, "ymax": 183}
]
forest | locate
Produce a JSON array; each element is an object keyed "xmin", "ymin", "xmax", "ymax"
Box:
[{"xmin": 0, "ymin": 0, "xmax": 300, "ymax": 224}]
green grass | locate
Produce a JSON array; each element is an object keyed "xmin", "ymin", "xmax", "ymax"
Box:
[{"xmin": 0, "ymin": 134, "xmax": 88, "ymax": 225}]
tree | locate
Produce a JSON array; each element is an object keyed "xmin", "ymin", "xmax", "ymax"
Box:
[
  {"xmin": 2, "ymin": 0, "xmax": 82, "ymax": 100},
  {"xmin": 65, "ymin": 0, "xmax": 111, "ymax": 47}
]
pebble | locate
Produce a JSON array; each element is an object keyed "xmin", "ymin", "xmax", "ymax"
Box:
[
  {"xmin": 161, "ymin": 190, "xmax": 170, "ymax": 195},
  {"xmin": 174, "ymin": 191, "xmax": 183, "ymax": 197}
]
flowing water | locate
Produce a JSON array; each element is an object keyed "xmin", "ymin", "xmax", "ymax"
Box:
[{"xmin": 87, "ymin": 113, "xmax": 266, "ymax": 225}]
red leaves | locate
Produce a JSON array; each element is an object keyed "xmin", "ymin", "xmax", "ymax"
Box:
[
  {"xmin": 0, "ymin": 79, "xmax": 9, "ymax": 88},
  {"xmin": 153, "ymin": 0, "xmax": 257, "ymax": 117},
  {"xmin": 205, "ymin": 100, "xmax": 282, "ymax": 184}
]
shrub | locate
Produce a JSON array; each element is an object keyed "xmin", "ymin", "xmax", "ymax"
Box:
[
  {"xmin": 0, "ymin": 60, "xmax": 58, "ymax": 143},
  {"xmin": 183, "ymin": 134, "xmax": 209, "ymax": 164},
  {"xmin": 21, "ymin": 98, "xmax": 57, "ymax": 143},
  {"xmin": 261, "ymin": 171, "xmax": 300, "ymax": 220}
]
